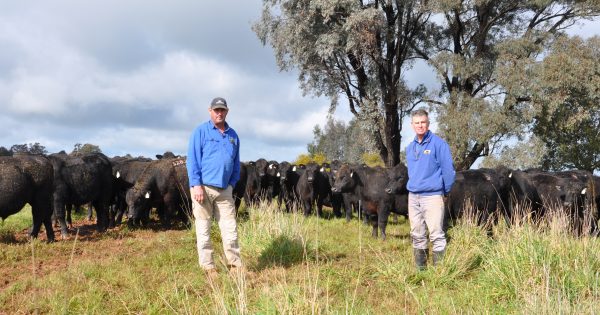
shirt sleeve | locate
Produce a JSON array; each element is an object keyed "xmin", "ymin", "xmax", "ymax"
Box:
[
  {"xmin": 186, "ymin": 127, "xmax": 203, "ymax": 187},
  {"xmin": 439, "ymin": 141, "xmax": 455, "ymax": 195}
]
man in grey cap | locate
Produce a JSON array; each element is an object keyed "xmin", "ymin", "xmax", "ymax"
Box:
[{"xmin": 186, "ymin": 97, "xmax": 242, "ymax": 276}]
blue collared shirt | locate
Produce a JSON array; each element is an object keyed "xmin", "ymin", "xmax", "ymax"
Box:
[
  {"xmin": 186, "ymin": 120, "xmax": 240, "ymax": 188},
  {"xmin": 406, "ymin": 130, "xmax": 455, "ymax": 195}
]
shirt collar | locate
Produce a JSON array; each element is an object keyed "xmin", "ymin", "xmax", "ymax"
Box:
[
  {"xmin": 413, "ymin": 130, "xmax": 431, "ymax": 144},
  {"xmin": 208, "ymin": 120, "xmax": 230, "ymax": 132}
]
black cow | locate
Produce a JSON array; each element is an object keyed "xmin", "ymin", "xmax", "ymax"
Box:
[
  {"xmin": 278, "ymin": 162, "xmax": 303, "ymax": 212},
  {"xmin": 111, "ymin": 157, "xmax": 152, "ymax": 225},
  {"xmin": 295, "ymin": 162, "xmax": 331, "ymax": 217},
  {"xmin": 126, "ymin": 157, "xmax": 191, "ymax": 228},
  {"xmin": 509, "ymin": 169, "xmax": 596, "ymax": 235},
  {"xmin": 0, "ymin": 154, "xmax": 55, "ymax": 241},
  {"xmin": 332, "ymin": 164, "xmax": 397, "ymax": 239},
  {"xmin": 551, "ymin": 170, "xmax": 597, "ymax": 235},
  {"xmin": 233, "ymin": 162, "xmax": 248, "ymax": 212},
  {"xmin": 254, "ymin": 158, "xmax": 281, "ymax": 203},
  {"xmin": 242, "ymin": 161, "xmax": 261, "ymax": 208},
  {"xmin": 330, "ymin": 162, "xmax": 361, "ymax": 222},
  {"xmin": 255, "ymin": 158, "xmax": 270, "ymax": 201},
  {"xmin": 446, "ymin": 167, "xmax": 511, "ymax": 227},
  {"xmin": 267, "ymin": 160, "xmax": 281, "ymax": 203},
  {"xmin": 384, "ymin": 163, "xmax": 410, "ymax": 220},
  {"xmin": 320, "ymin": 162, "xmax": 344, "ymax": 218},
  {"xmin": 48, "ymin": 152, "xmax": 113, "ymax": 238}
]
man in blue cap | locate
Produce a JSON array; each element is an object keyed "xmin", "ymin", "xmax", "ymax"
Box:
[{"xmin": 187, "ymin": 97, "xmax": 242, "ymax": 275}]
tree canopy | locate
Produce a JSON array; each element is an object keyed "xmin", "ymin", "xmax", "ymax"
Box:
[
  {"xmin": 71, "ymin": 143, "xmax": 102, "ymax": 155},
  {"xmin": 10, "ymin": 143, "xmax": 47, "ymax": 155},
  {"xmin": 254, "ymin": 0, "xmax": 428, "ymax": 166},
  {"xmin": 255, "ymin": 0, "xmax": 600, "ymax": 170},
  {"xmin": 308, "ymin": 116, "xmax": 372, "ymax": 163}
]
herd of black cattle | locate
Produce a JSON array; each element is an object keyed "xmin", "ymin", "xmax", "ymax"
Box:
[{"xmin": 1, "ymin": 151, "xmax": 599, "ymax": 243}]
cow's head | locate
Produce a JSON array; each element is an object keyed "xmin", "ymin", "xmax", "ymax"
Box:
[
  {"xmin": 126, "ymin": 187, "xmax": 152, "ymax": 224},
  {"xmin": 385, "ymin": 164, "xmax": 408, "ymax": 194},
  {"xmin": 331, "ymin": 164, "xmax": 357, "ymax": 194}
]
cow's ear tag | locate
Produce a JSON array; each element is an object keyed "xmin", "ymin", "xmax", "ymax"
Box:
[
  {"xmin": 116, "ymin": 171, "xmax": 120, "ymax": 178},
  {"xmin": 581, "ymin": 188, "xmax": 587, "ymax": 194},
  {"xmin": 269, "ymin": 164, "xmax": 273, "ymax": 169},
  {"xmin": 320, "ymin": 167, "xmax": 325, "ymax": 172},
  {"xmin": 508, "ymin": 172, "xmax": 512, "ymax": 178},
  {"xmin": 292, "ymin": 166, "xmax": 297, "ymax": 171},
  {"xmin": 145, "ymin": 192, "xmax": 150, "ymax": 199},
  {"xmin": 555, "ymin": 185, "xmax": 561, "ymax": 191},
  {"xmin": 350, "ymin": 172, "xmax": 354, "ymax": 178},
  {"xmin": 277, "ymin": 172, "xmax": 280, "ymax": 177}
]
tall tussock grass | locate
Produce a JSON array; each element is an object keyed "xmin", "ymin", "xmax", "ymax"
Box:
[{"xmin": 1, "ymin": 200, "xmax": 599, "ymax": 313}]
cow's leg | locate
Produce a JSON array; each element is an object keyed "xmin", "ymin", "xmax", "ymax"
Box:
[
  {"xmin": 87, "ymin": 203, "xmax": 93, "ymax": 221},
  {"xmin": 370, "ymin": 213, "xmax": 378, "ymax": 238},
  {"xmin": 378, "ymin": 207, "xmax": 391, "ymax": 241},
  {"xmin": 30, "ymin": 206, "xmax": 43, "ymax": 239},
  {"xmin": 114, "ymin": 199, "xmax": 125, "ymax": 226},
  {"xmin": 343, "ymin": 196, "xmax": 352, "ymax": 222},
  {"xmin": 93, "ymin": 201, "xmax": 109, "ymax": 232},
  {"xmin": 31, "ymin": 196, "xmax": 55, "ymax": 242},
  {"xmin": 316, "ymin": 197, "xmax": 324, "ymax": 218},
  {"xmin": 53, "ymin": 200, "xmax": 69, "ymax": 238},
  {"xmin": 66, "ymin": 204, "xmax": 73, "ymax": 229},
  {"xmin": 302, "ymin": 198, "xmax": 312, "ymax": 216}
]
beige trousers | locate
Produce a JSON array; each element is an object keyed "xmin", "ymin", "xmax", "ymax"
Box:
[{"xmin": 191, "ymin": 185, "xmax": 242, "ymax": 270}]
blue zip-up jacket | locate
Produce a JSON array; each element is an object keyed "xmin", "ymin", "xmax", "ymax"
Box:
[
  {"xmin": 406, "ymin": 130, "xmax": 455, "ymax": 195},
  {"xmin": 186, "ymin": 120, "xmax": 240, "ymax": 189}
]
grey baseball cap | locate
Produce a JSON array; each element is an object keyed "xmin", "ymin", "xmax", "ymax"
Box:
[{"xmin": 210, "ymin": 97, "xmax": 228, "ymax": 110}]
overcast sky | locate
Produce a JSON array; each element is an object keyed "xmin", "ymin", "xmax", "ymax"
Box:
[{"xmin": 1, "ymin": 2, "xmax": 599, "ymax": 162}]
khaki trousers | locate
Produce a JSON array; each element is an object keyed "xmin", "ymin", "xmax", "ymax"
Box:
[
  {"xmin": 191, "ymin": 185, "xmax": 242, "ymax": 270},
  {"xmin": 408, "ymin": 193, "xmax": 447, "ymax": 252}
]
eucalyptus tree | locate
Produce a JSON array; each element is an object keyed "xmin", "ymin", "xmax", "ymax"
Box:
[
  {"xmin": 308, "ymin": 116, "xmax": 372, "ymax": 163},
  {"xmin": 413, "ymin": 0, "xmax": 600, "ymax": 170},
  {"xmin": 534, "ymin": 36, "xmax": 600, "ymax": 172},
  {"xmin": 254, "ymin": 0, "xmax": 430, "ymax": 166}
]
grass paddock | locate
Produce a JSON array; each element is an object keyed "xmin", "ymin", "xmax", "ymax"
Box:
[{"xmin": 1, "ymin": 202, "xmax": 599, "ymax": 314}]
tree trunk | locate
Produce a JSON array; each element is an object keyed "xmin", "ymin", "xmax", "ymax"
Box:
[{"xmin": 383, "ymin": 100, "xmax": 401, "ymax": 167}]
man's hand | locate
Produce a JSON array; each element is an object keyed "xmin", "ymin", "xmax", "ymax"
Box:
[{"xmin": 192, "ymin": 185, "xmax": 205, "ymax": 204}]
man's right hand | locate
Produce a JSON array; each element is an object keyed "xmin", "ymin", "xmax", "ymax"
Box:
[{"xmin": 192, "ymin": 185, "xmax": 205, "ymax": 204}]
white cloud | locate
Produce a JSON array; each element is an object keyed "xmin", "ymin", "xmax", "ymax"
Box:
[{"xmin": 0, "ymin": 2, "xmax": 598, "ymax": 163}]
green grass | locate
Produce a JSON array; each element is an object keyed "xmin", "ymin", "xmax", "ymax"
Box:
[
  {"xmin": 0, "ymin": 202, "xmax": 599, "ymax": 314},
  {"xmin": 0, "ymin": 205, "xmax": 35, "ymax": 242}
]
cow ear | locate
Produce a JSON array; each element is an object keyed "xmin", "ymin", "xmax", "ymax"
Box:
[
  {"xmin": 116, "ymin": 171, "xmax": 120, "ymax": 178},
  {"xmin": 581, "ymin": 188, "xmax": 587, "ymax": 195},
  {"xmin": 145, "ymin": 192, "xmax": 151, "ymax": 199},
  {"xmin": 292, "ymin": 166, "xmax": 296, "ymax": 171}
]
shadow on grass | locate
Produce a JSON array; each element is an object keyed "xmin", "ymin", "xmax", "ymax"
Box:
[{"xmin": 256, "ymin": 235, "xmax": 307, "ymax": 270}]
